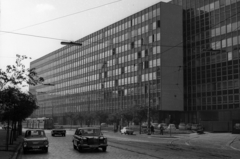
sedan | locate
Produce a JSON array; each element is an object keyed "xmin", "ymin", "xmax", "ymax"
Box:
[
  {"xmin": 178, "ymin": 123, "xmax": 186, "ymax": 130},
  {"xmin": 158, "ymin": 123, "xmax": 168, "ymax": 130},
  {"xmin": 120, "ymin": 127, "xmax": 134, "ymax": 135},
  {"xmin": 51, "ymin": 126, "xmax": 66, "ymax": 137},
  {"xmin": 72, "ymin": 127, "xmax": 108, "ymax": 152},
  {"xmin": 166, "ymin": 124, "xmax": 177, "ymax": 130},
  {"xmin": 22, "ymin": 129, "xmax": 49, "ymax": 153}
]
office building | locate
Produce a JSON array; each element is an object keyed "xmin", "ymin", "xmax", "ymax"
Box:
[
  {"xmin": 170, "ymin": 0, "xmax": 240, "ymax": 131},
  {"xmin": 30, "ymin": 2, "xmax": 183, "ymax": 125}
]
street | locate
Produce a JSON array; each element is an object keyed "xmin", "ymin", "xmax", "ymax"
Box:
[{"xmin": 18, "ymin": 129, "xmax": 240, "ymax": 159}]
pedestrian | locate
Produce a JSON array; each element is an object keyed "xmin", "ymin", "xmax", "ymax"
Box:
[
  {"xmin": 160, "ymin": 125, "xmax": 164, "ymax": 135},
  {"xmin": 151, "ymin": 125, "xmax": 154, "ymax": 134}
]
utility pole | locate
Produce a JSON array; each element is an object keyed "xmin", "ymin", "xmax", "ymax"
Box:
[{"xmin": 147, "ymin": 83, "xmax": 151, "ymax": 135}]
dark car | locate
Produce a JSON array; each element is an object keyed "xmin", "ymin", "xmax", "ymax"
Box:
[
  {"xmin": 72, "ymin": 127, "xmax": 108, "ymax": 152},
  {"xmin": 22, "ymin": 129, "xmax": 49, "ymax": 153},
  {"xmin": 196, "ymin": 125, "xmax": 204, "ymax": 134},
  {"xmin": 3, "ymin": 125, "xmax": 12, "ymax": 130},
  {"xmin": 51, "ymin": 126, "xmax": 66, "ymax": 137}
]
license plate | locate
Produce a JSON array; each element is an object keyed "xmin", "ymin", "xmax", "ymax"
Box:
[
  {"xmin": 33, "ymin": 142, "xmax": 39, "ymax": 144},
  {"xmin": 90, "ymin": 145, "xmax": 98, "ymax": 148},
  {"xmin": 32, "ymin": 146, "xmax": 39, "ymax": 148}
]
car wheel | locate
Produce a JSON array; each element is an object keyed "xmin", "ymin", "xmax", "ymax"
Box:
[
  {"xmin": 73, "ymin": 143, "xmax": 77, "ymax": 150},
  {"xmin": 44, "ymin": 148, "xmax": 48, "ymax": 153},
  {"xmin": 52, "ymin": 134, "xmax": 54, "ymax": 137},
  {"xmin": 77, "ymin": 144, "xmax": 83, "ymax": 152},
  {"xmin": 23, "ymin": 148, "xmax": 27, "ymax": 154},
  {"xmin": 102, "ymin": 147, "xmax": 107, "ymax": 152}
]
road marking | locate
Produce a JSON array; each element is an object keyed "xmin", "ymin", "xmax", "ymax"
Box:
[{"xmin": 227, "ymin": 137, "xmax": 240, "ymax": 151}]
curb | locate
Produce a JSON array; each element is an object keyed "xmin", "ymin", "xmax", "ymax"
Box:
[
  {"xmin": 227, "ymin": 137, "xmax": 240, "ymax": 151},
  {"xmin": 10, "ymin": 141, "xmax": 22, "ymax": 159}
]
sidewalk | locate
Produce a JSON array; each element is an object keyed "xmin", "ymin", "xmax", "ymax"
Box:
[{"xmin": 0, "ymin": 129, "xmax": 23, "ymax": 159}]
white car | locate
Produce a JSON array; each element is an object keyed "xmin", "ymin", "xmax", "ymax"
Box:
[
  {"xmin": 166, "ymin": 124, "xmax": 177, "ymax": 130},
  {"xmin": 120, "ymin": 127, "xmax": 134, "ymax": 135}
]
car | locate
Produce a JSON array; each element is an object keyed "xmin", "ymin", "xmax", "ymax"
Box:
[
  {"xmin": 22, "ymin": 129, "xmax": 49, "ymax": 153},
  {"xmin": 191, "ymin": 124, "xmax": 199, "ymax": 131},
  {"xmin": 120, "ymin": 127, "xmax": 134, "ymax": 135},
  {"xmin": 151, "ymin": 123, "xmax": 159, "ymax": 129},
  {"xmin": 100, "ymin": 123, "xmax": 108, "ymax": 127},
  {"xmin": 196, "ymin": 124, "xmax": 204, "ymax": 134},
  {"xmin": 141, "ymin": 122, "xmax": 147, "ymax": 128},
  {"xmin": 51, "ymin": 126, "xmax": 66, "ymax": 137},
  {"xmin": 166, "ymin": 124, "xmax": 177, "ymax": 130},
  {"xmin": 2, "ymin": 125, "xmax": 12, "ymax": 130},
  {"xmin": 178, "ymin": 123, "xmax": 186, "ymax": 130},
  {"xmin": 186, "ymin": 123, "xmax": 192, "ymax": 130},
  {"xmin": 158, "ymin": 123, "xmax": 168, "ymax": 130},
  {"xmin": 234, "ymin": 123, "xmax": 240, "ymax": 130},
  {"xmin": 72, "ymin": 127, "xmax": 108, "ymax": 152}
]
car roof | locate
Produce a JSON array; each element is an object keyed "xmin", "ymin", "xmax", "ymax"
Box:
[
  {"xmin": 26, "ymin": 129, "xmax": 44, "ymax": 131},
  {"xmin": 77, "ymin": 127, "xmax": 100, "ymax": 130}
]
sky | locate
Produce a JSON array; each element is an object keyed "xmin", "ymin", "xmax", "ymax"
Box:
[{"xmin": 0, "ymin": 0, "xmax": 170, "ymax": 70}]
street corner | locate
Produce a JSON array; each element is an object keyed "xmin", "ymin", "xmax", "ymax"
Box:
[{"xmin": 230, "ymin": 137, "xmax": 240, "ymax": 151}]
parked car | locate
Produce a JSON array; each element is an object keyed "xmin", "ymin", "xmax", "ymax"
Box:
[
  {"xmin": 234, "ymin": 123, "xmax": 240, "ymax": 130},
  {"xmin": 166, "ymin": 124, "xmax": 177, "ymax": 130},
  {"xmin": 178, "ymin": 123, "xmax": 186, "ymax": 130},
  {"xmin": 120, "ymin": 127, "xmax": 134, "ymax": 135},
  {"xmin": 22, "ymin": 129, "xmax": 49, "ymax": 153},
  {"xmin": 191, "ymin": 124, "xmax": 199, "ymax": 131},
  {"xmin": 158, "ymin": 123, "xmax": 168, "ymax": 130},
  {"xmin": 151, "ymin": 123, "xmax": 159, "ymax": 129},
  {"xmin": 51, "ymin": 126, "xmax": 66, "ymax": 137},
  {"xmin": 72, "ymin": 127, "xmax": 108, "ymax": 152},
  {"xmin": 100, "ymin": 123, "xmax": 108, "ymax": 127},
  {"xmin": 141, "ymin": 122, "xmax": 147, "ymax": 128},
  {"xmin": 186, "ymin": 123, "xmax": 192, "ymax": 130},
  {"xmin": 2, "ymin": 125, "xmax": 12, "ymax": 130},
  {"xmin": 196, "ymin": 124, "xmax": 204, "ymax": 134}
]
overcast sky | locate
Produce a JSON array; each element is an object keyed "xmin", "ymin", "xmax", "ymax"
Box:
[{"xmin": 0, "ymin": 0, "xmax": 170, "ymax": 70}]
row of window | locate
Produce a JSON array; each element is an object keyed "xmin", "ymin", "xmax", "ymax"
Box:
[
  {"xmin": 104, "ymin": 8, "xmax": 160, "ymax": 37},
  {"xmin": 36, "ymin": 31, "xmax": 161, "ymax": 79},
  {"xmin": 32, "ymin": 7, "xmax": 161, "ymax": 68},
  {"xmin": 194, "ymin": 95, "xmax": 240, "ymax": 105}
]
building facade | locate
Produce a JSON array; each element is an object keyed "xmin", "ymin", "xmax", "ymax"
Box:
[
  {"xmin": 30, "ymin": 2, "xmax": 183, "ymax": 125},
  {"xmin": 170, "ymin": 0, "xmax": 240, "ymax": 131}
]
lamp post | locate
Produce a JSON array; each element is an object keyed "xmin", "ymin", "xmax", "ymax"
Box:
[
  {"xmin": 61, "ymin": 41, "xmax": 82, "ymax": 46},
  {"xmin": 147, "ymin": 83, "xmax": 151, "ymax": 135}
]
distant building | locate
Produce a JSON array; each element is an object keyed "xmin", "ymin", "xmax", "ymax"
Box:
[
  {"xmin": 30, "ymin": 2, "xmax": 183, "ymax": 126},
  {"xmin": 170, "ymin": 0, "xmax": 240, "ymax": 131}
]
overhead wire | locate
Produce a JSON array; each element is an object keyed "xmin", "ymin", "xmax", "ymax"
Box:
[{"xmin": 0, "ymin": 0, "xmax": 122, "ymax": 36}]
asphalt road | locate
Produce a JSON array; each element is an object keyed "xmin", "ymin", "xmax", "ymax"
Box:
[{"xmin": 18, "ymin": 129, "xmax": 240, "ymax": 159}]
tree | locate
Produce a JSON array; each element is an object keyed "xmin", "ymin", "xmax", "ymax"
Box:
[
  {"xmin": 95, "ymin": 110, "xmax": 109, "ymax": 125},
  {"xmin": 65, "ymin": 112, "xmax": 78, "ymax": 129},
  {"xmin": 76, "ymin": 112, "xmax": 84, "ymax": 127},
  {"xmin": 121, "ymin": 107, "xmax": 135, "ymax": 127},
  {"xmin": 0, "ymin": 54, "xmax": 44, "ymax": 151}
]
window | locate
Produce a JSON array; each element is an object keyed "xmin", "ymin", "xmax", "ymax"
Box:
[
  {"xmin": 228, "ymin": 52, "xmax": 232, "ymax": 61},
  {"xmin": 157, "ymin": 20, "xmax": 160, "ymax": 28},
  {"xmin": 131, "ymin": 42, "xmax": 135, "ymax": 49},
  {"xmin": 138, "ymin": 51, "xmax": 141, "ymax": 58},
  {"xmin": 153, "ymin": 22, "xmax": 156, "ymax": 30},
  {"xmin": 144, "ymin": 61, "xmax": 149, "ymax": 69}
]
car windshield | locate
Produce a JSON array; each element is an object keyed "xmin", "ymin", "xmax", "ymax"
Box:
[
  {"xmin": 25, "ymin": 130, "xmax": 46, "ymax": 138},
  {"xmin": 77, "ymin": 129, "xmax": 101, "ymax": 136}
]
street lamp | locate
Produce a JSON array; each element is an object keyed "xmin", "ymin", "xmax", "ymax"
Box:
[
  {"xmin": 147, "ymin": 83, "xmax": 151, "ymax": 135},
  {"xmin": 61, "ymin": 41, "xmax": 82, "ymax": 46}
]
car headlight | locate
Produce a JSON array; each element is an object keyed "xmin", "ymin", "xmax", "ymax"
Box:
[
  {"xmin": 103, "ymin": 138, "xmax": 107, "ymax": 144},
  {"xmin": 44, "ymin": 141, "xmax": 49, "ymax": 145},
  {"xmin": 23, "ymin": 142, "xmax": 27, "ymax": 147}
]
